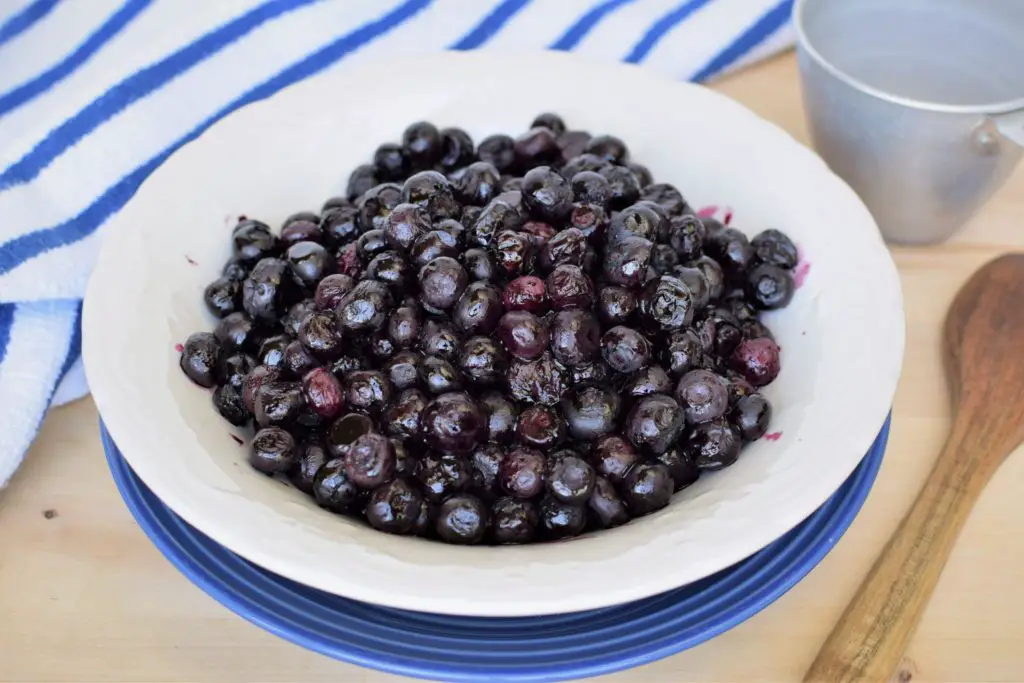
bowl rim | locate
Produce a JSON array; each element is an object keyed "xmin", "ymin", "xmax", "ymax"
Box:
[{"xmin": 83, "ymin": 50, "xmax": 905, "ymax": 617}]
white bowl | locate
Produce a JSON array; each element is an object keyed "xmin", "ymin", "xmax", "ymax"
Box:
[{"xmin": 83, "ymin": 51, "xmax": 904, "ymax": 617}]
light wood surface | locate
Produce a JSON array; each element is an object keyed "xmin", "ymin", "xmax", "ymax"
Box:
[{"xmin": 3, "ymin": 52, "xmax": 1024, "ymax": 683}]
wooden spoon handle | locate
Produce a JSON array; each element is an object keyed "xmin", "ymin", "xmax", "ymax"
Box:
[{"xmin": 804, "ymin": 429, "xmax": 996, "ymax": 683}]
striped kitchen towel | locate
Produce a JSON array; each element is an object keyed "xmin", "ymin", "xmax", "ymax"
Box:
[{"xmin": 0, "ymin": 0, "xmax": 795, "ymax": 487}]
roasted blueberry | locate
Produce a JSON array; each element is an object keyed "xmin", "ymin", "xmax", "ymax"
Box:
[
  {"xmin": 479, "ymin": 391, "xmax": 519, "ymax": 444},
  {"xmin": 490, "ymin": 230, "xmax": 534, "ymax": 278},
  {"xmin": 589, "ymin": 435, "xmax": 638, "ymax": 485},
  {"xmin": 640, "ymin": 183, "xmax": 688, "ymax": 217},
  {"xmin": 290, "ymin": 440, "xmax": 329, "ymax": 494},
  {"xmin": 602, "ymin": 236, "xmax": 652, "ymax": 288},
  {"xmin": 459, "ymin": 336, "xmax": 508, "ymax": 386},
  {"xmin": 257, "ymin": 334, "xmax": 289, "ymax": 370},
  {"xmin": 539, "ymin": 227, "xmax": 586, "ymax": 272},
  {"xmin": 326, "ymin": 413, "xmax": 374, "ymax": 457},
  {"xmin": 516, "ymin": 405, "xmax": 565, "ymax": 450},
  {"xmin": 674, "ymin": 266, "xmax": 710, "ymax": 309},
  {"xmin": 402, "ymin": 170, "xmax": 459, "ymax": 221},
  {"xmin": 503, "ymin": 276, "xmax": 547, "ymax": 312},
  {"xmin": 600, "ymin": 165, "xmax": 641, "ymax": 210},
  {"xmin": 385, "ymin": 388, "xmax": 428, "ymax": 439},
  {"xmin": 301, "ymin": 366, "xmax": 344, "ymax": 419},
  {"xmin": 600, "ymin": 326, "xmax": 650, "ymax": 373},
  {"xmin": 621, "ymin": 462, "xmax": 673, "ymax": 516},
  {"xmin": 507, "ymin": 352, "xmax": 569, "ymax": 406},
  {"xmin": 282, "ymin": 340, "xmax": 318, "ymax": 378},
  {"xmin": 180, "ymin": 332, "xmax": 222, "ymax": 387},
  {"xmin": 418, "ymin": 256, "xmax": 468, "ymax": 311},
  {"xmin": 468, "ymin": 198, "xmax": 521, "ymax": 248},
  {"xmin": 491, "ymin": 496, "xmax": 538, "ymax": 544},
  {"xmin": 730, "ymin": 337, "xmax": 781, "ymax": 386},
  {"xmin": 467, "ymin": 443, "xmax": 505, "ymax": 500},
  {"xmin": 254, "ymin": 381, "xmax": 305, "ymax": 427},
  {"xmin": 624, "ymin": 394, "xmax": 686, "ymax": 455},
  {"xmin": 638, "ymin": 275, "xmax": 694, "ymax": 331},
  {"xmin": 685, "ymin": 418, "xmax": 742, "ymax": 470},
  {"xmin": 417, "ymin": 452, "xmax": 472, "ymax": 502},
  {"xmin": 402, "ymin": 121, "xmax": 443, "ymax": 170},
  {"xmin": 571, "ymin": 171, "xmax": 611, "ymax": 207},
  {"xmin": 204, "ymin": 277, "xmax": 240, "ymax": 318},
  {"xmin": 213, "ymin": 384, "xmax": 250, "ymax": 426},
  {"xmin": 690, "ymin": 255, "xmax": 725, "ymax": 302},
  {"xmin": 462, "ymin": 247, "xmax": 496, "ymax": 282},
  {"xmin": 521, "ymin": 166, "xmax": 573, "ymax": 222},
  {"xmin": 241, "ymin": 365, "xmax": 279, "ymax": 412},
  {"xmin": 514, "ymin": 127, "xmax": 561, "ymax": 168},
  {"xmin": 545, "ymin": 453, "xmax": 595, "ymax": 505},
  {"xmin": 344, "ymin": 432, "xmax": 395, "ymax": 488},
  {"xmin": 420, "ymin": 354, "xmax": 463, "ymax": 394},
  {"xmin": 346, "ymin": 164, "xmax": 378, "ymax": 201},
  {"xmin": 732, "ymin": 393, "xmax": 772, "ymax": 441},
  {"xmin": 337, "ymin": 279, "xmax": 393, "ymax": 332},
  {"xmin": 367, "ymin": 478, "xmax": 422, "ymax": 534},
  {"xmin": 549, "ymin": 309, "xmax": 600, "ymax": 367},
  {"xmin": 357, "ymin": 183, "xmax": 403, "ymax": 233},
  {"xmin": 556, "ymin": 130, "xmax": 591, "ymax": 159},
  {"xmin": 313, "ymin": 458, "xmax": 363, "ymax": 512},
  {"xmin": 418, "ymin": 318, "xmax": 460, "ymax": 360},
  {"xmin": 568, "ymin": 202, "xmax": 608, "ymax": 242},
  {"xmin": 539, "ymin": 496, "xmax": 586, "ymax": 539},
  {"xmin": 242, "ymin": 258, "xmax": 300, "ymax": 323},
  {"xmin": 250, "ymin": 426, "xmax": 296, "ymax": 473},
  {"xmin": 675, "ymin": 369, "xmax": 729, "ymax": 424},
  {"xmin": 751, "ymin": 229, "xmax": 798, "ymax": 269},
  {"xmin": 500, "ymin": 447, "xmax": 546, "ymax": 499},
  {"xmin": 320, "ymin": 206, "xmax": 360, "ymax": 248},
  {"xmin": 386, "ymin": 305, "xmax": 421, "ymax": 349},
  {"xmin": 345, "ymin": 370, "xmax": 393, "ymax": 414},
  {"xmin": 298, "ymin": 310, "xmax": 344, "ymax": 360},
  {"xmin": 561, "ymin": 384, "xmax": 620, "ymax": 439},
  {"xmin": 420, "ymin": 392, "xmax": 485, "ymax": 453},
  {"xmin": 705, "ymin": 228, "xmax": 754, "ymax": 282},
  {"xmin": 621, "ymin": 365, "xmax": 673, "ymax": 402},
  {"xmin": 476, "ymin": 134, "xmax": 516, "ymax": 173},
  {"xmin": 585, "ymin": 134, "xmax": 629, "ymax": 164},
  {"xmin": 745, "ymin": 264, "xmax": 795, "ymax": 310},
  {"xmin": 452, "ymin": 161, "xmax": 501, "ymax": 206},
  {"xmin": 439, "ymin": 127, "xmax": 476, "ymax": 171},
  {"xmin": 218, "ymin": 352, "xmax": 256, "ymax": 389},
  {"xmin": 232, "ymin": 220, "xmax": 278, "ymax": 263},
  {"xmin": 546, "ymin": 265, "xmax": 594, "ymax": 310},
  {"xmin": 667, "ymin": 214, "xmax": 703, "ymax": 261},
  {"xmin": 314, "ymin": 274, "xmax": 355, "ymax": 311},
  {"xmin": 383, "ymin": 203, "xmax": 430, "ymax": 253},
  {"xmin": 497, "ymin": 310, "xmax": 549, "ymax": 361},
  {"xmin": 435, "ymin": 494, "xmax": 488, "ymax": 544},
  {"xmin": 588, "ymin": 476, "xmax": 629, "ymax": 528},
  {"xmin": 222, "ymin": 259, "xmax": 249, "ymax": 282},
  {"xmin": 531, "ymin": 112, "xmax": 566, "ymax": 136},
  {"xmin": 373, "ymin": 142, "xmax": 407, "ymax": 181},
  {"xmin": 410, "ymin": 229, "xmax": 459, "ymax": 269},
  {"xmin": 654, "ymin": 446, "xmax": 700, "ymax": 491},
  {"xmin": 570, "ymin": 361, "xmax": 610, "ymax": 387}
]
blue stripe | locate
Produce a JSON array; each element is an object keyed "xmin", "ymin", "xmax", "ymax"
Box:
[
  {"xmin": 549, "ymin": 0, "xmax": 636, "ymax": 51},
  {"xmin": 449, "ymin": 0, "xmax": 531, "ymax": 50},
  {"xmin": 0, "ymin": 0, "xmax": 155, "ymax": 119},
  {"xmin": 0, "ymin": 303, "xmax": 14, "ymax": 367},
  {"xmin": 691, "ymin": 0, "xmax": 793, "ymax": 82},
  {"xmin": 53, "ymin": 300, "xmax": 84, "ymax": 393},
  {"xmin": 0, "ymin": 0, "xmax": 321, "ymax": 190},
  {"xmin": 0, "ymin": 0, "xmax": 432, "ymax": 275},
  {"xmin": 623, "ymin": 0, "xmax": 714, "ymax": 64},
  {"xmin": 0, "ymin": 0, "xmax": 59, "ymax": 49}
]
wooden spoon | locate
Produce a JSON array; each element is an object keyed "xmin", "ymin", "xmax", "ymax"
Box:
[{"xmin": 805, "ymin": 253, "xmax": 1024, "ymax": 683}]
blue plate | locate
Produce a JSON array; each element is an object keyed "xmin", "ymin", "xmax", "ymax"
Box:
[{"xmin": 101, "ymin": 416, "xmax": 889, "ymax": 683}]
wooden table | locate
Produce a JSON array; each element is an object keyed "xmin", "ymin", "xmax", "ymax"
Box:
[{"xmin": 3, "ymin": 51, "xmax": 1024, "ymax": 683}]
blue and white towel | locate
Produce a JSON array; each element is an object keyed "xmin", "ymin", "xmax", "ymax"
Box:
[{"xmin": 0, "ymin": 0, "xmax": 795, "ymax": 487}]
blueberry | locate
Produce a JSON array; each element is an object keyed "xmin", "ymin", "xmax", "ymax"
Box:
[
  {"xmin": 180, "ymin": 332, "xmax": 222, "ymax": 388},
  {"xmin": 462, "ymin": 247, "xmax": 496, "ymax": 282},
  {"xmin": 751, "ymin": 229, "xmax": 798, "ymax": 269},
  {"xmin": 418, "ymin": 256, "xmax": 468, "ymax": 311},
  {"xmin": 357, "ymin": 183, "xmax": 403, "ymax": 233},
  {"xmin": 624, "ymin": 394, "xmax": 686, "ymax": 455},
  {"xmin": 531, "ymin": 112, "xmax": 566, "ymax": 136},
  {"xmin": 402, "ymin": 170, "xmax": 460, "ymax": 221},
  {"xmin": 314, "ymin": 274, "xmax": 355, "ymax": 311},
  {"xmin": 402, "ymin": 121, "xmax": 443, "ymax": 170},
  {"xmin": 204, "ymin": 277, "xmax": 240, "ymax": 318},
  {"xmin": 313, "ymin": 458, "xmax": 363, "ymax": 512},
  {"xmin": 514, "ymin": 127, "xmax": 561, "ymax": 168},
  {"xmin": 373, "ymin": 142, "xmax": 407, "ymax": 181},
  {"xmin": 478, "ymin": 391, "xmax": 519, "ymax": 444},
  {"xmin": 600, "ymin": 165, "xmax": 641, "ymax": 210},
  {"xmin": 439, "ymin": 127, "xmax": 476, "ymax": 171},
  {"xmin": 491, "ymin": 496, "xmax": 538, "ymax": 544},
  {"xmin": 503, "ymin": 276, "xmax": 547, "ymax": 312},
  {"xmin": 549, "ymin": 309, "xmax": 601, "ymax": 366},
  {"xmin": 640, "ymin": 183, "xmax": 689, "ymax": 217},
  {"xmin": 384, "ymin": 203, "xmax": 431, "ymax": 253},
  {"xmin": 620, "ymin": 462, "xmax": 673, "ymax": 516},
  {"xmin": 522, "ymin": 166, "xmax": 573, "ymax": 223},
  {"xmin": 516, "ymin": 405, "xmax": 565, "ymax": 450},
  {"xmin": 212, "ymin": 385, "xmax": 250, "ymax": 426},
  {"xmin": 588, "ymin": 476, "xmax": 629, "ymax": 528},
  {"xmin": 250, "ymin": 426, "xmax": 296, "ymax": 473},
  {"xmin": 301, "ymin": 366, "xmax": 345, "ymax": 419},
  {"xmin": 344, "ymin": 370, "xmax": 393, "ymax": 414},
  {"xmin": 732, "ymin": 393, "xmax": 772, "ymax": 441},
  {"xmin": 730, "ymin": 337, "xmax": 781, "ymax": 386},
  {"xmin": 420, "ymin": 392, "xmax": 485, "ymax": 454},
  {"xmin": 337, "ymin": 279, "xmax": 394, "ymax": 332},
  {"xmin": 417, "ymin": 452, "xmax": 472, "ymax": 502},
  {"xmin": 539, "ymin": 496, "xmax": 586, "ymax": 539},
  {"xmin": 384, "ymin": 388, "xmax": 428, "ymax": 439},
  {"xmin": 418, "ymin": 318, "xmax": 460, "ymax": 360},
  {"xmin": 242, "ymin": 258, "xmax": 300, "ymax": 323},
  {"xmin": 539, "ymin": 227, "xmax": 586, "ymax": 272},
  {"xmin": 476, "ymin": 134, "xmax": 516, "ymax": 173},
  {"xmin": 601, "ymin": 326, "xmax": 651, "ymax": 373},
  {"xmin": 254, "ymin": 381, "xmax": 305, "ymax": 427},
  {"xmin": 459, "ymin": 335, "xmax": 508, "ymax": 386},
  {"xmin": 257, "ymin": 334, "xmax": 289, "ymax": 369},
  {"xmin": 602, "ymin": 236, "xmax": 652, "ymax": 288},
  {"xmin": 232, "ymin": 220, "xmax": 278, "ymax": 263},
  {"xmin": 745, "ymin": 264, "xmax": 795, "ymax": 310},
  {"xmin": 590, "ymin": 435, "xmax": 638, "ymax": 485},
  {"xmin": 468, "ymin": 443, "xmax": 505, "ymax": 501},
  {"xmin": 366, "ymin": 478, "xmax": 422, "ymax": 534},
  {"xmin": 546, "ymin": 453, "xmax": 595, "ymax": 504},
  {"xmin": 290, "ymin": 440, "xmax": 329, "ymax": 494},
  {"xmin": 546, "ymin": 264, "xmax": 594, "ymax": 310},
  {"xmin": 346, "ymin": 165, "xmax": 378, "ymax": 201},
  {"xmin": 452, "ymin": 161, "xmax": 501, "ymax": 206},
  {"xmin": 675, "ymin": 369, "xmax": 729, "ymax": 424},
  {"xmin": 345, "ymin": 432, "xmax": 395, "ymax": 488},
  {"xmin": 684, "ymin": 418, "xmax": 742, "ymax": 470},
  {"xmin": 500, "ymin": 447, "xmax": 546, "ymax": 499},
  {"xmin": 436, "ymin": 494, "xmax": 488, "ymax": 545},
  {"xmin": 490, "ymin": 230, "xmax": 534, "ymax": 278},
  {"xmin": 420, "ymin": 354, "xmax": 463, "ymax": 394},
  {"xmin": 410, "ymin": 229, "xmax": 459, "ymax": 269},
  {"xmin": 497, "ymin": 310, "xmax": 549, "ymax": 361},
  {"xmin": 507, "ymin": 352, "xmax": 569, "ymax": 406}
]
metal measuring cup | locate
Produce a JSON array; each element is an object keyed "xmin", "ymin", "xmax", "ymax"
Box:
[{"xmin": 794, "ymin": 0, "xmax": 1024, "ymax": 245}]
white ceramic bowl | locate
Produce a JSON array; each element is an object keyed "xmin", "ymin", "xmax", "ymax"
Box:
[{"xmin": 83, "ymin": 51, "xmax": 904, "ymax": 617}]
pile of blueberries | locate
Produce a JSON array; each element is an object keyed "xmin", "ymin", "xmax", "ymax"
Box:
[{"xmin": 179, "ymin": 113, "xmax": 798, "ymax": 545}]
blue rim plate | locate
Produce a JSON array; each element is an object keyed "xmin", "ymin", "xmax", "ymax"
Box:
[{"xmin": 101, "ymin": 416, "xmax": 889, "ymax": 683}]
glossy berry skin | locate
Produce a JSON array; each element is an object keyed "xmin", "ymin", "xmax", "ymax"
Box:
[
  {"xmin": 539, "ymin": 496, "xmax": 587, "ymax": 539},
  {"xmin": 596, "ymin": 286, "xmax": 637, "ymax": 327},
  {"xmin": 590, "ymin": 435, "xmax": 638, "ymax": 484},
  {"xmin": 468, "ymin": 198, "xmax": 521, "ymax": 249},
  {"xmin": 500, "ymin": 447, "xmax": 546, "ymax": 499},
  {"xmin": 218, "ymin": 352, "xmax": 256, "ymax": 389},
  {"xmin": 243, "ymin": 258, "xmax": 300, "ymax": 324},
  {"xmin": 420, "ymin": 354, "xmax": 463, "ymax": 394},
  {"xmin": 204, "ymin": 277, "xmax": 240, "ymax": 318},
  {"xmin": 546, "ymin": 265, "xmax": 594, "ymax": 310},
  {"xmin": 416, "ymin": 452, "xmax": 471, "ymax": 503},
  {"xmin": 314, "ymin": 274, "xmax": 355, "ymax": 311},
  {"xmin": 514, "ymin": 127, "xmax": 561, "ymax": 168},
  {"xmin": 212, "ymin": 385, "xmax": 249, "ymax": 426},
  {"xmin": 298, "ymin": 310, "xmax": 344, "ymax": 360},
  {"xmin": 621, "ymin": 462, "xmax": 673, "ymax": 516},
  {"xmin": 250, "ymin": 427, "xmax": 297, "ymax": 473},
  {"xmin": 638, "ymin": 275, "xmax": 694, "ymax": 331},
  {"xmin": 516, "ymin": 406, "xmax": 565, "ymax": 450},
  {"xmin": 290, "ymin": 440, "xmax": 329, "ymax": 494},
  {"xmin": 286, "ymin": 241, "xmax": 333, "ymax": 287},
  {"xmin": 522, "ymin": 166, "xmax": 573, "ymax": 222},
  {"xmin": 321, "ymin": 206, "xmax": 360, "ymax": 247},
  {"xmin": 571, "ymin": 171, "xmax": 611, "ymax": 208},
  {"xmin": 601, "ymin": 326, "xmax": 651, "ymax": 373},
  {"xmin": 549, "ymin": 309, "xmax": 600, "ymax": 366},
  {"xmin": 476, "ymin": 134, "xmax": 516, "ymax": 173},
  {"xmin": 232, "ymin": 220, "xmax": 278, "ymax": 263},
  {"xmin": 491, "ymin": 496, "xmax": 538, "ymax": 544},
  {"xmin": 373, "ymin": 143, "xmax": 407, "ymax": 181},
  {"xmin": 621, "ymin": 365, "xmax": 673, "ymax": 402},
  {"xmin": 532, "ymin": 112, "xmax": 566, "ymax": 136},
  {"xmin": 624, "ymin": 394, "xmax": 686, "ymax": 455},
  {"xmin": 418, "ymin": 257, "xmax": 468, "ymax": 311},
  {"xmin": 439, "ymin": 127, "xmax": 476, "ymax": 172},
  {"xmin": 585, "ymin": 134, "xmax": 629, "ymax": 164},
  {"xmin": 241, "ymin": 365, "xmax": 279, "ymax": 413},
  {"xmin": 600, "ymin": 165, "xmax": 641, "ymax": 210},
  {"xmin": 752, "ymin": 229, "xmax": 798, "ymax": 269},
  {"xmin": 416, "ymin": 318, "xmax": 458, "ymax": 361},
  {"xmin": 745, "ymin": 264, "xmax": 795, "ymax": 310},
  {"xmin": 345, "ymin": 432, "xmax": 395, "ymax": 488},
  {"xmin": 344, "ymin": 370, "xmax": 393, "ymax": 414},
  {"xmin": 690, "ymin": 255, "xmax": 725, "ymax": 302},
  {"xmin": 357, "ymin": 183, "xmax": 403, "ymax": 233},
  {"xmin": 459, "ymin": 336, "xmax": 508, "ymax": 386},
  {"xmin": 539, "ymin": 227, "xmax": 586, "ymax": 272},
  {"xmin": 366, "ymin": 478, "xmax": 422, "ymax": 535},
  {"xmin": 254, "ymin": 381, "xmax": 305, "ymax": 427},
  {"xmin": 503, "ymin": 276, "xmax": 547, "ymax": 312},
  {"xmin": 497, "ymin": 310, "xmax": 549, "ymax": 361},
  {"xmin": 508, "ymin": 352, "xmax": 569, "ymax": 406},
  {"xmin": 402, "ymin": 121, "xmax": 442, "ymax": 170},
  {"xmin": 479, "ymin": 391, "xmax": 519, "ymax": 444},
  {"xmin": 685, "ymin": 418, "xmax": 742, "ymax": 470},
  {"xmin": 557, "ymin": 130, "xmax": 591, "ymax": 159},
  {"xmin": 301, "ymin": 367, "xmax": 344, "ymax": 419},
  {"xmin": 732, "ymin": 393, "xmax": 772, "ymax": 441},
  {"xmin": 387, "ymin": 306, "xmax": 421, "ymax": 348},
  {"xmin": 384, "ymin": 203, "xmax": 431, "ymax": 253},
  {"xmin": 410, "ymin": 230, "xmax": 459, "ymax": 269},
  {"xmin": 337, "ymin": 279, "xmax": 393, "ymax": 333},
  {"xmin": 730, "ymin": 337, "xmax": 781, "ymax": 386},
  {"xmin": 313, "ymin": 459, "xmax": 363, "ymax": 512},
  {"xmin": 420, "ymin": 392, "xmax": 485, "ymax": 454},
  {"xmin": 588, "ymin": 476, "xmax": 629, "ymax": 528},
  {"xmin": 214, "ymin": 312, "xmax": 256, "ymax": 353},
  {"xmin": 545, "ymin": 453, "xmax": 595, "ymax": 505},
  {"xmin": 257, "ymin": 334, "xmax": 289, "ymax": 370},
  {"xmin": 462, "ymin": 248, "xmax": 496, "ymax": 282},
  {"xmin": 468, "ymin": 444, "xmax": 505, "ymax": 501},
  {"xmin": 283, "ymin": 340, "xmax": 318, "ymax": 381},
  {"xmin": 180, "ymin": 332, "xmax": 222, "ymax": 388},
  {"xmin": 602, "ymin": 236, "xmax": 653, "ymax": 288},
  {"xmin": 402, "ymin": 170, "xmax": 460, "ymax": 221},
  {"xmin": 436, "ymin": 495, "xmax": 488, "ymax": 545},
  {"xmin": 490, "ymin": 230, "xmax": 534, "ymax": 278},
  {"xmin": 384, "ymin": 388, "xmax": 428, "ymax": 439},
  {"xmin": 640, "ymin": 183, "xmax": 688, "ymax": 217},
  {"xmin": 675, "ymin": 369, "xmax": 729, "ymax": 424},
  {"xmin": 452, "ymin": 161, "xmax": 501, "ymax": 206}
]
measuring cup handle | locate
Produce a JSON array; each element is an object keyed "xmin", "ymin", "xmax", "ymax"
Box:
[{"xmin": 993, "ymin": 109, "xmax": 1024, "ymax": 148}]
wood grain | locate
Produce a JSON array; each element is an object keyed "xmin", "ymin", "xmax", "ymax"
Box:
[
  {"xmin": 4, "ymin": 53, "xmax": 1024, "ymax": 683},
  {"xmin": 805, "ymin": 255, "xmax": 1024, "ymax": 683}
]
